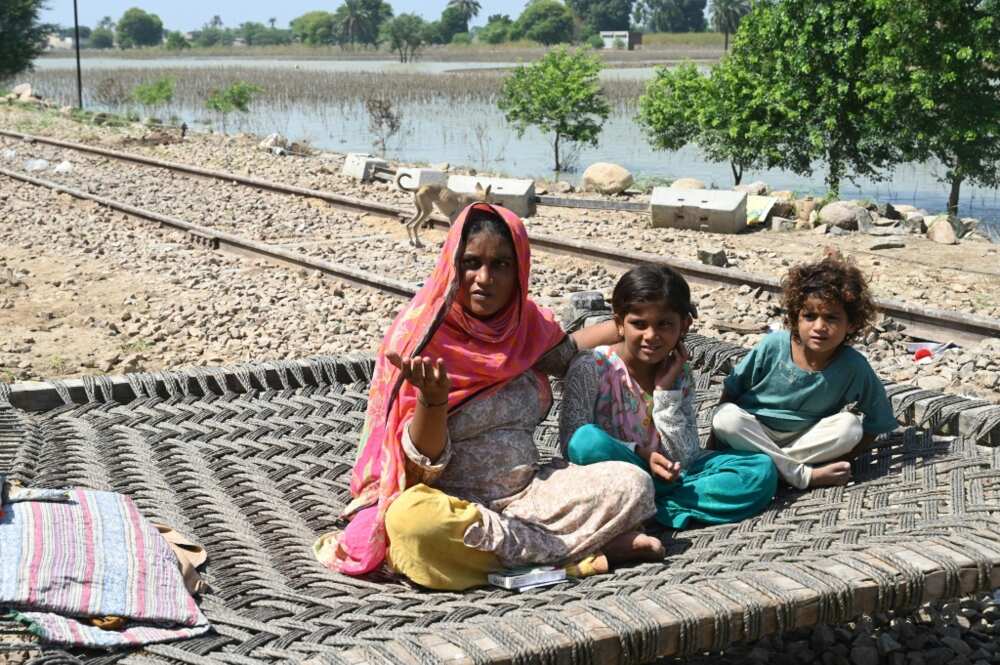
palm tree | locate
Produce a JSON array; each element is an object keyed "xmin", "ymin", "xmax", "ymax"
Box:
[
  {"xmin": 268, "ymin": 17, "xmax": 277, "ymax": 29},
  {"xmin": 710, "ymin": 0, "xmax": 750, "ymax": 51},
  {"xmin": 447, "ymin": 0, "xmax": 482, "ymax": 24}
]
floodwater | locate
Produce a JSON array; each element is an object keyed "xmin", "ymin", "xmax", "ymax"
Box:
[{"xmin": 30, "ymin": 57, "xmax": 1000, "ymax": 227}]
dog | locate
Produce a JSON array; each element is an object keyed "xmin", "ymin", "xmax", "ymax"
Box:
[{"xmin": 395, "ymin": 172, "xmax": 493, "ymax": 248}]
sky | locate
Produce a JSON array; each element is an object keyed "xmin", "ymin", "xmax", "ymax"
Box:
[{"xmin": 41, "ymin": 0, "xmax": 528, "ymax": 32}]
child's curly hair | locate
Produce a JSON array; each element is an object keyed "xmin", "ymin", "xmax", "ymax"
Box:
[{"xmin": 782, "ymin": 250, "xmax": 877, "ymax": 345}]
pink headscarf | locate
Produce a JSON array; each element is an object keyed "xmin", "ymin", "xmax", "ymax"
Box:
[{"xmin": 314, "ymin": 202, "xmax": 565, "ymax": 575}]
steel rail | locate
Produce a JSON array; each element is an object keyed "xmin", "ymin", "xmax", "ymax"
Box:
[
  {"xmin": 3, "ymin": 130, "xmax": 998, "ymax": 345},
  {"xmin": 0, "ymin": 167, "xmax": 418, "ymax": 300}
]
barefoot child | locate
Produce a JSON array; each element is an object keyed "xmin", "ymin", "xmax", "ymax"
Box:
[
  {"xmin": 712, "ymin": 253, "xmax": 898, "ymax": 489},
  {"xmin": 559, "ymin": 265, "xmax": 778, "ymax": 529}
]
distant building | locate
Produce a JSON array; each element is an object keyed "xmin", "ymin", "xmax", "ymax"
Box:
[
  {"xmin": 46, "ymin": 35, "xmax": 74, "ymax": 50},
  {"xmin": 599, "ymin": 30, "xmax": 641, "ymax": 50}
]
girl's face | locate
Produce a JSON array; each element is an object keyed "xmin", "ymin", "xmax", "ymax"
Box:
[
  {"xmin": 457, "ymin": 231, "xmax": 518, "ymax": 319},
  {"xmin": 616, "ymin": 300, "xmax": 690, "ymax": 366},
  {"xmin": 796, "ymin": 295, "xmax": 855, "ymax": 355}
]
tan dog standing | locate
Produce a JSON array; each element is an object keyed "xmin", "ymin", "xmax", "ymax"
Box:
[{"xmin": 395, "ymin": 172, "xmax": 493, "ymax": 247}]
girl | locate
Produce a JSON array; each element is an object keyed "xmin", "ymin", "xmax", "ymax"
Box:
[
  {"xmin": 559, "ymin": 265, "xmax": 778, "ymax": 529},
  {"xmin": 711, "ymin": 253, "xmax": 897, "ymax": 489}
]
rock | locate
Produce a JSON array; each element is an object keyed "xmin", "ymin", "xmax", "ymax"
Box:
[
  {"xmin": 869, "ymin": 241, "xmax": 905, "ymax": 250},
  {"xmin": 905, "ymin": 214, "xmax": 927, "ymax": 234},
  {"xmin": 877, "ymin": 633, "xmax": 902, "ymax": 655},
  {"xmin": 829, "ymin": 225, "xmax": 848, "ymax": 236},
  {"xmin": 871, "ymin": 215, "xmax": 899, "ymax": 227},
  {"xmin": 927, "ymin": 217, "xmax": 958, "ymax": 245},
  {"xmin": 430, "ymin": 162, "xmax": 450, "ymax": 171},
  {"xmin": 24, "ymin": 159, "xmax": 49, "ymax": 172},
  {"xmin": 554, "ymin": 180, "xmax": 574, "ymax": 194},
  {"xmin": 960, "ymin": 217, "xmax": 979, "ymax": 237},
  {"xmin": 850, "ymin": 645, "xmax": 879, "ymax": 665},
  {"xmin": 581, "ymin": 162, "xmax": 633, "ymax": 195},
  {"xmin": 698, "ymin": 247, "xmax": 729, "ymax": 267},
  {"xmin": 876, "ymin": 202, "xmax": 903, "ymax": 220},
  {"xmin": 917, "ymin": 375, "xmax": 950, "ymax": 391},
  {"xmin": 941, "ymin": 636, "xmax": 973, "ymax": 656},
  {"xmin": 820, "ymin": 200, "xmax": 868, "ymax": 230},
  {"xmin": 771, "ymin": 190, "xmax": 794, "ymax": 201},
  {"xmin": 772, "ymin": 216, "xmax": 796, "ymax": 232},
  {"xmin": 53, "ymin": 160, "xmax": 73, "ymax": 174},
  {"xmin": 813, "ymin": 223, "xmax": 829, "ymax": 235},
  {"xmin": 735, "ymin": 180, "xmax": 769, "ymax": 195},
  {"xmin": 12, "ymin": 83, "xmax": 32, "ymax": 99},
  {"xmin": 258, "ymin": 133, "xmax": 288, "ymax": 150},
  {"xmin": 59, "ymin": 105, "xmax": 74, "ymax": 116},
  {"xmin": 1, "ymin": 149, "xmax": 15, "ymax": 161},
  {"xmin": 796, "ymin": 197, "xmax": 818, "ymax": 221},
  {"xmin": 772, "ymin": 200, "xmax": 796, "ymax": 218},
  {"xmin": 894, "ymin": 203, "xmax": 918, "ymax": 215},
  {"xmin": 670, "ymin": 177, "xmax": 706, "ymax": 190}
]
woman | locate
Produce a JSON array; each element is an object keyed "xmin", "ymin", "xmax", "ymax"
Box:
[{"xmin": 315, "ymin": 202, "xmax": 661, "ymax": 590}]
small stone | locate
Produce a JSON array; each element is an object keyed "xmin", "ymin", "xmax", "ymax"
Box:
[
  {"xmin": 877, "ymin": 633, "xmax": 902, "ymax": 654},
  {"xmin": 698, "ymin": 247, "xmax": 729, "ymax": 267},
  {"xmin": 869, "ymin": 241, "xmax": 906, "ymax": 250},
  {"xmin": 850, "ymin": 645, "xmax": 879, "ymax": 665},
  {"xmin": 917, "ymin": 375, "xmax": 950, "ymax": 391},
  {"xmin": 942, "ymin": 636, "xmax": 973, "ymax": 656},
  {"xmin": 813, "ymin": 223, "xmax": 829, "ymax": 235}
]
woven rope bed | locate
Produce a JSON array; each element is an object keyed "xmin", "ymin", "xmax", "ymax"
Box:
[{"xmin": 1, "ymin": 334, "xmax": 998, "ymax": 665}]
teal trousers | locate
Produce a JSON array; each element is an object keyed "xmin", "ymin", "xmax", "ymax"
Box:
[{"xmin": 567, "ymin": 424, "xmax": 778, "ymax": 529}]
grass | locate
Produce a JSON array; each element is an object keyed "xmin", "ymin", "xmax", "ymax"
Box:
[
  {"xmin": 120, "ymin": 339, "xmax": 152, "ymax": 354},
  {"xmin": 48, "ymin": 355, "xmax": 73, "ymax": 375},
  {"xmin": 0, "ymin": 368, "xmax": 15, "ymax": 383},
  {"xmin": 632, "ymin": 174, "xmax": 675, "ymax": 193}
]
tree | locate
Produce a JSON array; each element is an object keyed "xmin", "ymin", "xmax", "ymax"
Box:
[
  {"xmin": 291, "ymin": 11, "xmax": 339, "ymax": 45},
  {"xmin": 709, "ymin": 0, "xmax": 749, "ymax": 50},
  {"xmin": 116, "ymin": 8, "xmax": 164, "ymax": 48},
  {"xmin": 566, "ymin": 0, "xmax": 634, "ymax": 32},
  {"xmin": 868, "ymin": 0, "xmax": 1000, "ymax": 214},
  {"xmin": 365, "ymin": 95, "xmax": 403, "ymax": 155},
  {"xmin": 205, "ymin": 81, "xmax": 262, "ymax": 133},
  {"xmin": 210, "ymin": 15, "xmax": 223, "ymax": 29},
  {"xmin": 438, "ymin": 5, "xmax": 469, "ymax": 43},
  {"xmin": 1, "ymin": 0, "xmax": 49, "ymax": 79},
  {"xmin": 381, "ymin": 13, "xmax": 428, "ymax": 62},
  {"xmin": 718, "ymin": 0, "xmax": 902, "ymax": 195},
  {"xmin": 447, "ymin": 0, "xmax": 482, "ymax": 25},
  {"xmin": 479, "ymin": 14, "xmax": 513, "ymax": 43},
  {"xmin": 634, "ymin": 0, "xmax": 707, "ymax": 32},
  {"xmin": 164, "ymin": 31, "xmax": 190, "ymax": 50},
  {"xmin": 89, "ymin": 27, "xmax": 115, "ymax": 49},
  {"xmin": 98, "ymin": 16, "xmax": 115, "ymax": 30},
  {"xmin": 499, "ymin": 47, "xmax": 611, "ymax": 171},
  {"xmin": 512, "ymin": 0, "xmax": 575, "ymax": 45},
  {"xmin": 268, "ymin": 18, "xmax": 277, "ymax": 29}
]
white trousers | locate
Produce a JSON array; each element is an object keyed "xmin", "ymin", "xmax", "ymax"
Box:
[{"xmin": 711, "ymin": 403, "xmax": 863, "ymax": 489}]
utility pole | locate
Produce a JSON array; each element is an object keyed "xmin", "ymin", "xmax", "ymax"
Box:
[{"xmin": 73, "ymin": 0, "xmax": 83, "ymax": 109}]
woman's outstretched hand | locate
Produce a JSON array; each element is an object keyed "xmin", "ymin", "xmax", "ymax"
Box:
[
  {"xmin": 387, "ymin": 352, "xmax": 451, "ymax": 405},
  {"xmin": 654, "ymin": 341, "xmax": 690, "ymax": 391},
  {"xmin": 636, "ymin": 444, "xmax": 681, "ymax": 483}
]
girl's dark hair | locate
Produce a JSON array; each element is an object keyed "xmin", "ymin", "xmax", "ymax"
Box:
[
  {"xmin": 461, "ymin": 206, "xmax": 515, "ymax": 249},
  {"xmin": 612, "ymin": 265, "xmax": 695, "ymax": 319},
  {"xmin": 782, "ymin": 251, "xmax": 876, "ymax": 344}
]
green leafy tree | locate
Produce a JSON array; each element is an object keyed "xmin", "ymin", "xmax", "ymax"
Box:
[
  {"xmin": 89, "ymin": 27, "xmax": 115, "ymax": 48},
  {"xmin": 381, "ymin": 13, "xmax": 428, "ymax": 62},
  {"xmin": 479, "ymin": 14, "xmax": 513, "ymax": 43},
  {"xmin": 131, "ymin": 76, "xmax": 174, "ymax": 112},
  {"xmin": 209, "ymin": 15, "xmax": 223, "ymax": 29},
  {"xmin": 438, "ymin": 4, "xmax": 469, "ymax": 43},
  {"xmin": 116, "ymin": 7, "xmax": 164, "ymax": 48},
  {"xmin": 868, "ymin": 0, "xmax": 1000, "ymax": 214},
  {"xmin": 720, "ymin": 0, "xmax": 902, "ymax": 195},
  {"xmin": 205, "ymin": 81, "xmax": 262, "ymax": 133},
  {"xmin": 709, "ymin": 0, "xmax": 749, "ymax": 50},
  {"xmin": 1, "ymin": 0, "xmax": 49, "ymax": 78},
  {"xmin": 512, "ymin": 0, "xmax": 575, "ymax": 45},
  {"xmin": 164, "ymin": 31, "xmax": 190, "ymax": 50},
  {"xmin": 499, "ymin": 47, "xmax": 611, "ymax": 171},
  {"xmin": 566, "ymin": 0, "xmax": 634, "ymax": 32},
  {"xmin": 334, "ymin": 0, "xmax": 393, "ymax": 48},
  {"xmin": 447, "ymin": 0, "xmax": 482, "ymax": 24},
  {"xmin": 97, "ymin": 16, "xmax": 115, "ymax": 30},
  {"xmin": 634, "ymin": 0, "xmax": 707, "ymax": 32},
  {"xmin": 290, "ymin": 11, "xmax": 339, "ymax": 45}
]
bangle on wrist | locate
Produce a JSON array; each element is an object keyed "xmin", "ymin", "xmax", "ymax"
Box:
[{"xmin": 418, "ymin": 394, "xmax": 448, "ymax": 408}]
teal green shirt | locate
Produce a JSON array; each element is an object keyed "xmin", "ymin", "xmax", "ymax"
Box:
[{"xmin": 723, "ymin": 331, "xmax": 897, "ymax": 434}]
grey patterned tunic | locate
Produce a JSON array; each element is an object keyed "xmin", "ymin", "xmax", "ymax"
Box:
[{"xmin": 401, "ymin": 337, "xmax": 656, "ymax": 567}]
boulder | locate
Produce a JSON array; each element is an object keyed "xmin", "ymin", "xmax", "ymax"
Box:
[
  {"xmin": 770, "ymin": 190, "xmax": 794, "ymax": 201},
  {"xmin": 795, "ymin": 197, "xmax": 817, "ymax": 221},
  {"xmin": 960, "ymin": 217, "xmax": 979, "ymax": 237},
  {"xmin": 893, "ymin": 204, "xmax": 918, "ymax": 215},
  {"xmin": 258, "ymin": 133, "xmax": 288, "ymax": 150},
  {"xmin": 12, "ymin": 83, "xmax": 32, "ymax": 99},
  {"xmin": 697, "ymin": 247, "xmax": 729, "ymax": 267},
  {"xmin": 813, "ymin": 223, "xmax": 829, "ymax": 235},
  {"xmin": 670, "ymin": 177, "xmax": 706, "ymax": 190},
  {"xmin": 819, "ymin": 200, "xmax": 868, "ymax": 230},
  {"xmin": 904, "ymin": 214, "xmax": 926, "ymax": 234},
  {"xmin": 581, "ymin": 162, "xmax": 633, "ymax": 195},
  {"xmin": 734, "ymin": 180, "xmax": 769, "ymax": 195},
  {"xmin": 771, "ymin": 216, "xmax": 796, "ymax": 232},
  {"xmin": 876, "ymin": 202, "xmax": 903, "ymax": 220},
  {"xmin": 430, "ymin": 162, "xmax": 451, "ymax": 171},
  {"xmin": 927, "ymin": 217, "xmax": 958, "ymax": 245},
  {"xmin": 554, "ymin": 180, "xmax": 574, "ymax": 194}
]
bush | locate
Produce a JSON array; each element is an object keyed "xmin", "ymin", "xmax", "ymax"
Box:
[
  {"xmin": 164, "ymin": 31, "xmax": 190, "ymax": 50},
  {"xmin": 450, "ymin": 31, "xmax": 471, "ymax": 45},
  {"xmin": 587, "ymin": 33, "xmax": 604, "ymax": 48},
  {"xmin": 205, "ymin": 81, "xmax": 263, "ymax": 132},
  {"xmin": 131, "ymin": 77, "xmax": 174, "ymax": 107},
  {"xmin": 89, "ymin": 27, "xmax": 114, "ymax": 49}
]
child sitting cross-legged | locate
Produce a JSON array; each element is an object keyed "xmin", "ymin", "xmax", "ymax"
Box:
[
  {"xmin": 559, "ymin": 265, "xmax": 778, "ymax": 530},
  {"xmin": 712, "ymin": 252, "xmax": 899, "ymax": 489}
]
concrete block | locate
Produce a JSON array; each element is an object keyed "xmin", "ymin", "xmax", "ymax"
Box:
[
  {"xmin": 447, "ymin": 175, "xmax": 537, "ymax": 218},
  {"xmin": 341, "ymin": 153, "xmax": 388, "ymax": 182},
  {"xmin": 395, "ymin": 167, "xmax": 448, "ymax": 189},
  {"xmin": 650, "ymin": 188, "xmax": 747, "ymax": 234}
]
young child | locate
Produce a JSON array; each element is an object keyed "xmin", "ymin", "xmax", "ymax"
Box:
[
  {"xmin": 559, "ymin": 265, "xmax": 778, "ymax": 529},
  {"xmin": 712, "ymin": 252, "xmax": 898, "ymax": 489}
]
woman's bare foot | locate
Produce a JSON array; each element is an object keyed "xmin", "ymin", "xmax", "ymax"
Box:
[
  {"xmin": 808, "ymin": 461, "xmax": 852, "ymax": 487},
  {"xmin": 604, "ymin": 531, "xmax": 665, "ymax": 565}
]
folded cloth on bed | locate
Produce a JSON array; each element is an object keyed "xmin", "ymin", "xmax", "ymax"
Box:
[{"xmin": 0, "ymin": 488, "xmax": 211, "ymax": 649}]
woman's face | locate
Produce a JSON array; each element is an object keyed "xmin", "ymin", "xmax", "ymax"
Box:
[{"xmin": 457, "ymin": 230, "xmax": 518, "ymax": 319}]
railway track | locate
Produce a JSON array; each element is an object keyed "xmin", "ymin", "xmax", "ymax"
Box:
[{"xmin": 2, "ymin": 129, "xmax": 998, "ymax": 346}]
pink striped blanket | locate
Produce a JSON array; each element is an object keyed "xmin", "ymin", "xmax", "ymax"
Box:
[{"xmin": 0, "ymin": 488, "xmax": 211, "ymax": 649}]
